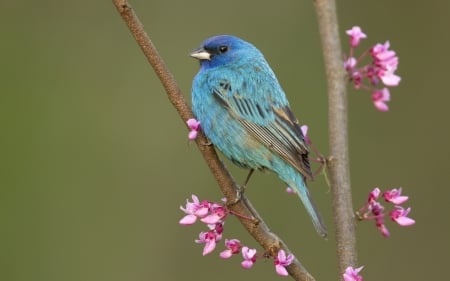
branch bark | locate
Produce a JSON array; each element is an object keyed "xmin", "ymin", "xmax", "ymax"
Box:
[
  {"xmin": 112, "ymin": 1, "xmax": 318, "ymax": 280},
  {"xmin": 314, "ymin": 0, "xmax": 358, "ymax": 275}
]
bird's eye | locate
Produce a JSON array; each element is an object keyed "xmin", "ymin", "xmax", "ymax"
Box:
[{"xmin": 218, "ymin": 46, "xmax": 228, "ymax": 53}]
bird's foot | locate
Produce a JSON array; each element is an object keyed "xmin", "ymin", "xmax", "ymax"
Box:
[
  {"xmin": 226, "ymin": 186, "xmax": 245, "ymax": 207},
  {"xmin": 226, "ymin": 169, "xmax": 254, "ymax": 206},
  {"xmin": 312, "ymin": 154, "xmax": 327, "ymax": 176},
  {"xmin": 200, "ymin": 140, "xmax": 212, "ymax": 146}
]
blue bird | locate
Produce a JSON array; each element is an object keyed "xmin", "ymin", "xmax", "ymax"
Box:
[{"xmin": 190, "ymin": 35, "xmax": 327, "ymax": 237}]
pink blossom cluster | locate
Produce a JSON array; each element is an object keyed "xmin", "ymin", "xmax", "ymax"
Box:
[
  {"xmin": 179, "ymin": 195, "xmax": 227, "ymax": 255},
  {"xmin": 179, "ymin": 195, "xmax": 294, "ymax": 276},
  {"xmin": 345, "ymin": 26, "xmax": 401, "ymax": 112},
  {"xmin": 358, "ymin": 187, "xmax": 415, "ymax": 237}
]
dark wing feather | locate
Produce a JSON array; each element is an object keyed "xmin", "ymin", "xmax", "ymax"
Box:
[{"xmin": 212, "ymin": 80, "xmax": 313, "ymax": 180}]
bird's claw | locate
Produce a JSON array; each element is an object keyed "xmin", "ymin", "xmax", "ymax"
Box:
[
  {"xmin": 226, "ymin": 187, "xmax": 244, "ymax": 207},
  {"xmin": 201, "ymin": 140, "xmax": 212, "ymax": 146}
]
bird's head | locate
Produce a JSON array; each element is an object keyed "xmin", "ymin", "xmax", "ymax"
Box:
[{"xmin": 190, "ymin": 35, "xmax": 261, "ymax": 69}]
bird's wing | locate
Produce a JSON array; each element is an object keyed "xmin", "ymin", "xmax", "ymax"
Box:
[{"xmin": 212, "ymin": 78, "xmax": 314, "ymax": 180}]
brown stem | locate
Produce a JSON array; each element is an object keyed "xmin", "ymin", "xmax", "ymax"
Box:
[
  {"xmin": 313, "ymin": 0, "xmax": 358, "ymax": 275},
  {"xmin": 112, "ymin": 0, "xmax": 317, "ymax": 280}
]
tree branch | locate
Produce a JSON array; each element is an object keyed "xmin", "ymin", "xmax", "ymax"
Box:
[
  {"xmin": 313, "ymin": 0, "xmax": 358, "ymax": 275},
  {"xmin": 112, "ymin": 1, "xmax": 317, "ymax": 280}
]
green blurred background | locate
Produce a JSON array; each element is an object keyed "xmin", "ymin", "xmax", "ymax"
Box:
[{"xmin": 1, "ymin": 1, "xmax": 448, "ymax": 280}]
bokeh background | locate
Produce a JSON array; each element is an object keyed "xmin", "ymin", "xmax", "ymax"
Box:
[{"xmin": 1, "ymin": 1, "xmax": 449, "ymax": 280}]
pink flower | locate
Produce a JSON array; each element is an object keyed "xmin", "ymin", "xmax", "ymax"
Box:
[
  {"xmin": 200, "ymin": 203, "xmax": 227, "ymax": 224},
  {"xmin": 274, "ymin": 250, "xmax": 294, "ymax": 276},
  {"xmin": 377, "ymin": 223, "xmax": 390, "ymax": 237},
  {"xmin": 344, "ymin": 57, "xmax": 357, "ymax": 71},
  {"xmin": 350, "ymin": 70, "xmax": 363, "ymax": 89},
  {"xmin": 346, "ymin": 26, "xmax": 367, "ymax": 47},
  {"xmin": 179, "ymin": 195, "xmax": 210, "ymax": 225},
  {"xmin": 213, "ymin": 222, "xmax": 224, "ymax": 237},
  {"xmin": 241, "ymin": 246, "xmax": 257, "ymax": 269},
  {"xmin": 300, "ymin": 125, "xmax": 311, "ymax": 145},
  {"xmin": 195, "ymin": 223, "xmax": 223, "ymax": 256},
  {"xmin": 362, "ymin": 193, "xmax": 391, "ymax": 237},
  {"xmin": 390, "ymin": 206, "xmax": 415, "ymax": 226},
  {"xmin": 186, "ymin": 118, "xmax": 200, "ymax": 140},
  {"xmin": 371, "ymin": 41, "xmax": 401, "ymax": 87},
  {"xmin": 195, "ymin": 230, "xmax": 219, "ymax": 256},
  {"xmin": 371, "ymin": 42, "xmax": 395, "ymax": 64},
  {"xmin": 379, "ymin": 71, "xmax": 401, "ymax": 87},
  {"xmin": 343, "ymin": 266, "xmax": 364, "ymax": 281},
  {"xmin": 365, "ymin": 65, "xmax": 379, "ymax": 85},
  {"xmin": 368, "ymin": 201, "xmax": 391, "ymax": 236},
  {"xmin": 369, "ymin": 201, "xmax": 384, "ymax": 217},
  {"xmin": 372, "ymin": 88, "xmax": 390, "ymax": 112},
  {"xmin": 286, "ymin": 186, "xmax": 295, "ymax": 194},
  {"xmin": 368, "ymin": 187, "xmax": 381, "ymax": 202},
  {"xmin": 220, "ymin": 239, "xmax": 242, "ymax": 259},
  {"xmin": 383, "ymin": 188, "xmax": 409, "ymax": 205}
]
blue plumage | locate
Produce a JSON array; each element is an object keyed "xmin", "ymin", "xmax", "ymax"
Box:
[{"xmin": 190, "ymin": 35, "xmax": 327, "ymax": 237}]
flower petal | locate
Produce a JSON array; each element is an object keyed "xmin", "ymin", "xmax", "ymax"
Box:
[
  {"xmin": 179, "ymin": 214, "xmax": 197, "ymax": 225},
  {"xmin": 220, "ymin": 249, "xmax": 232, "ymax": 259},
  {"xmin": 241, "ymin": 260, "xmax": 254, "ymax": 269},
  {"xmin": 394, "ymin": 216, "xmax": 416, "ymax": 226},
  {"xmin": 275, "ymin": 264, "xmax": 289, "ymax": 276},
  {"xmin": 202, "ymin": 240, "xmax": 216, "ymax": 256}
]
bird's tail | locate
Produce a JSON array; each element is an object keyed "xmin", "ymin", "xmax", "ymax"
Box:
[{"xmin": 287, "ymin": 174, "xmax": 327, "ymax": 238}]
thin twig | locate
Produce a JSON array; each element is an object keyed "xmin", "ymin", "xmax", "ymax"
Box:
[
  {"xmin": 313, "ymin": 0, "xmax": 358, "ymax": 275},
  {"xmin": 112, "ymin": 1, "xmax": 316, "ymax": 280}
]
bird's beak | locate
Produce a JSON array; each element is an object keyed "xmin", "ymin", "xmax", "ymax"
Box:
[{"xmin": 190, "ymin": 47, "xmax": 211, "ymax": 61}]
